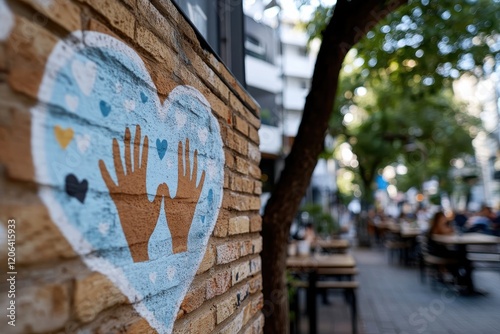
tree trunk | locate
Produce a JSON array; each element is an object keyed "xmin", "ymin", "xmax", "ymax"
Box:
[{"xmin": 261, "ymin": 1, "xmax": 408, "ymax": 333}]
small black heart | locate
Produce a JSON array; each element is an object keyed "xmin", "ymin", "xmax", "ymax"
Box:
[{"xmin": 65, "ymin": 174, "xmax": 88, "ymax": 203}]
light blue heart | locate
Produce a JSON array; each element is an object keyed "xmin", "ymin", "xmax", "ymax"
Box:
[{"xmin": 30, "ymin": 31, "xmax": 225, "ymax": 334}]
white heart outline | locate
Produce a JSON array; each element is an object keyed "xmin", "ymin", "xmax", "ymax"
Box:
[{"xmin": 31, "ymin": 31, "xmax": 225, "ymax": 334}]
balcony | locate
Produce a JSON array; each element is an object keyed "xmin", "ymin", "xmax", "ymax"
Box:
[{"xmin": 245, "ymin": 56, "xmax": 283, "ymax": 94}]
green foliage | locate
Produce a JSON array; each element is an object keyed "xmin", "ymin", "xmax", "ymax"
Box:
[
  {"xmin": 305, "ymin": 0, "xmax": 497, "ymax": 199},
  {"xmin": 300, "ymin": 203, "xmax": 339, "ymax": 235}
]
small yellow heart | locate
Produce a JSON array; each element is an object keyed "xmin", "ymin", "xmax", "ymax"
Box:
[{"xmin": 54, "ymin": 126, "xmax": 74, "ymax": 149}]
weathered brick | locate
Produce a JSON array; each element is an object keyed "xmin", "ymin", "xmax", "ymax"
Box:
[
  {"xmin": 240, "ymin": 240, "xmax": 253, "ymax": 257},
  {"xmin": 253, "ymin": 180, "xmax": 262, "ymax": 195},
  {"xmin": 228, "ymin": 216, "xmax": 250, "ymax": 235},
  {"xmin": 181, "ymin": 283, "xmax": 206, "ymax": 314},
  {"xmin": 248, "ymin": 143, "xmax": 261, "ymax": 164},
  {"xmin": 252, "ymin": 294, "xmax": 264, "ymax": 319},
  {"xmin": 249, "ymin": 164, "xmax": 262, "ymax": 180},
  {"xmin": 74, "ymin": 272, "xmax": 127, "ymax": 323},
  {"xmin": 206, "ymin": 94, "xmax": 230, "ymax": 122},
  {"xmin": 232, "ymin": 261, "xmax": 250, "ymax": 285},
  {"xmin": 222, "ymin": 192, "xmax": 260, "ymax": 212},
  {"xmin": 234, "ymin": 115, "xmax": 249, "ymax": 136},
  {"xmin": 136, "ymin": 25, "xmax": 177, "ymax": 64},
  {"xmin": 7, "ymin": 17, "xmax": 57, "ymax": 99},
  {"xmin": 1, "ymin": 201, "xmax": 75, "ymax": 265},
  {"xmin": 19, "ymin": 0, "xmax": 82, "ymax": 32},
  {"xmin": 252, "ymin": 237, "xmax": 263, "ymax": 254},
  {"xmin": 242, "ymin": 302, "xmax": 253, "ymax": 327},
  {"xmin": 5, "ymin": 282, "xmax": 71, "ymax": 332},
  {"xmin": 81, "ymin": 0, "xmax": 135, "ymax": 38},
  {"xmin": 248, "ymin": 275, "xmax": 263, "ymax": 294},
  {"xmin": 236, "ymin": 283, "xmax": 250, "ymax": 306},
  {"xmin": 213, "ymin": 210, "xmax": 229, "ymax": 237},
  {"xmin": 206, "ymin": 269, "xmax": 231, "ymax": 300},
  {"xmin": 252, "ymin": 313, "xmax": 265, "ymax": 333},
  {"xmin": 235, "ymin": 156, "xmax": 249, "ymax": 175},
  {"xmin": 250, "ymin": 215, "xmax": 263, "ymax": 232},
  {"xmin": 218, "ymin": 309, "xmax": 244, "ymax": 334},
  {"xmin": 248, "ymin": 126, "xmax": 260, "ymax": 145},
  {"xmin": 224, "ymin": 151, "xmax": 235, "ymax": 169},
  {"xmin": 216, "ymin": 241, "xmax": 240, "ymax": 265},
  {"xmin": 137, "ymin": 0, "xmax": 179, "ymax": 51},
  {"xmin": 88, "ymin": 18, "xmax": 121, "ymax": 39},
  {"xmin": 216, "ymin": 293, "xmax": 237, "ymax": 324},
  {"xmin": 249, "ymin": 257, "xmax": 262, "ymax": 275},
  {"xmin": 197, "ymin": 244, "xmax": 215, "ymax": 274},
  {"xmin": 125, "ymin": 318, "xmax": 156, "ymax": 334},
  {"xmin": 229, "ymin": 175, "xmax": 255, "ymax": 194},
  {"xmin": 223, "ymin": 171, "xmax": 230, "ymax": 191},
  {"xmin": 229, "ymin": 94, "xmax": 260, "ymax": 129},
  {"xmin": 189, "ymin": 308, "xmax": 216, "ymax": 334},
  {"xmin": 241, "ymin": 324, "xmax": 253, "ymax": 334},
  {"xmin": 228, "ymin": 133, "xmax": 248, "ymax": 156}
]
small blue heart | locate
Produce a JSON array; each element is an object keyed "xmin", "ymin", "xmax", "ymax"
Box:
[
  {"xmin": 140, "ymin": 92, "xmax": 148, "ymax": 103},
  {"xmin": 99, "ymin": 100, "xmax": 111, "ymax": 117},
  {"xmin": 156, "ymin": 139, "xmax": 168, "ymax": 160}
]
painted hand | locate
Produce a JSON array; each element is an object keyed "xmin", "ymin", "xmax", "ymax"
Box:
[
  {"xmin": 99, "ymin": 125, "xmax": 167, "ymax": 262},
  {"xmin": 164, "ymin": 139, "xmax": 206, "ymax": 254}
]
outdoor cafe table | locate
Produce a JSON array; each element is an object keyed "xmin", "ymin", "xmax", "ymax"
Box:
[
  {"xmin": 432, "ymin": 233, "xmax": 500, "ymax": 294},
  {"xmin": 287, "ymin": 254, "xmax": 356, "ymax": 334},
  {"xmin": 313, "ymin": 239, "xmax": 350, "ymax": 253}
]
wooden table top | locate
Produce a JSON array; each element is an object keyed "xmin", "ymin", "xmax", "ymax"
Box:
[
  {"xmin": 313, "ymin": 239, "xmax": 350, "ymax": 249},
  {"xmin": 432, "ymin": 233, "xmax": 500, "ymax": 245},
  {"xmin": 400, "ymin": 227, "xmax": 422, "ymax": 238},
  {"xmin": 286, "ymin": 254, "xmax": 356, "ymax": 269}
]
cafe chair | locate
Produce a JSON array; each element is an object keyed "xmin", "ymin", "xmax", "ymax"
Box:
[
  {"xmin": 417, "ymin": 235, "xmax": 458, "ymax": 286},
  {"xmin": 385, "ymin": 235, "xmax": 411, "ymax": 265}
]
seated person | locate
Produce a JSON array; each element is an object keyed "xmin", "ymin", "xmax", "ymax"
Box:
[
  {"xmin": 466, "ymin": 205, "xmax": 495, "ymax": 234},
  {"xmin": 427, "ymin": 211, "xmax": 457, "ymax": 259},
  {"xmin": 427, "ymin": 211, "xmax": 471, "ymax": 286},
  {"xmin": 453, "ymin": 211, "xmax": 468, "ymax": 232}
]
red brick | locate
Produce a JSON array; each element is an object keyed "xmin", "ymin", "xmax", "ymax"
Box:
[
  {"xmin": 250, "ymin": 215, "xmax": 263, "ymax": 232},
  {"xmin": 206, "ymin": 269, "xmax": 231, "ymax": 300},
  {"xmin": 181, "ymin": 283, "xmax": 206, "ymax": 313},
  {"xmin": 81, "ymin": 0, "xmax": 135, "ymax": 38},
  {"xmin": 19, "ymin": 0, "xmax": 82, "ymax": 32},
  {"xmin": 197, "ymin": 244, "xmax": 215, "ymax": 274},
  {"xmin": 232, "ymin": 261, "xmax": 250, "ymax": 285},
  {"xmin": 249, "ymin": 257, "xmax": 262, "ymax": 275},
  {"xmin": 217, "ymin": 241, "xmax": 240, "ymax": 265},
  {"xmin": 228, "ymin": 215, "xmax": 250, "ymax": 235},
  {"xmin": 248, "ymin": 274, "xmax": 263, "ymax": 294}
]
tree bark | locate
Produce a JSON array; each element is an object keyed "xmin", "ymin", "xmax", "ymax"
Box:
[{"xmin": 261, "ymin": 1, "xmax": 408, "ymax": 333}]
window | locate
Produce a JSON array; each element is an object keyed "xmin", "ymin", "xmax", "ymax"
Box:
[
  {"xmin": 245, "ymin": 35, "xmax": 266, "ymax": 60},
  {"xmin": 172, "ymin": 0, "xmax": 246, "ymax": 85}
]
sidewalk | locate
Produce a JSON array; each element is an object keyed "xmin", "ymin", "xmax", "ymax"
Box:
[{"xmin": 297, "ymin": 247, "xmax": 500, "ymax": 333}]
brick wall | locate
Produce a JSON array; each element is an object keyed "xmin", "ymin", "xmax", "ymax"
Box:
[{"xmin": 0, "ymin": 0, "xmax": 263, "ymax": 333}]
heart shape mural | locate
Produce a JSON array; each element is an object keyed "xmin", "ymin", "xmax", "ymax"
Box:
[{"xmin": 31, "ymin": 31, "xmax": 224, "ymax": 333}]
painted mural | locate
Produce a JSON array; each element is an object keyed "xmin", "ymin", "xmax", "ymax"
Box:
[{"xmin": 30, "ymin": 31, "xmax": 224, "ymax": 333}]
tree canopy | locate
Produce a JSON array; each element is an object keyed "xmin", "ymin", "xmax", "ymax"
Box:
[{"xmin": 306, "ymin": 0, "xmax": 499, "ymax": 200}]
